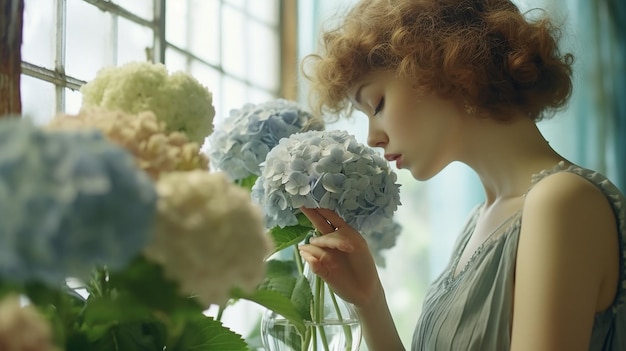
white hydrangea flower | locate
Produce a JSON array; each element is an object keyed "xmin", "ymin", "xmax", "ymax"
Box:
[
  {"xmin": 252, "ymin": 129, "xmax": 401, "ymax": 238},
  {"xmin": 144, "ymin": 170, "xmax": 273, "ymax": 307},
  {"xmin": 202, "ymin": 99, "xmax": 324, "ymax": 181},
  {"xmin": 80, "ymin": 61, "xmax": 215, "ymax": 143}
]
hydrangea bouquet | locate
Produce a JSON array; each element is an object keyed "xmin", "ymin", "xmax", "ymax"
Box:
[
  {"xmin": 247, "ymin": 129, "xmax": 402, "ymax": 350},
  {"xmin": 203, "ymin": 96, "xmax": 402, "ymax": 350}
]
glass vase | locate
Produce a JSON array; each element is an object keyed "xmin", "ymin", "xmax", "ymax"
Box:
[{"xmin": 260, "ymin": 264, "xmax": 362, "ymax": 351}]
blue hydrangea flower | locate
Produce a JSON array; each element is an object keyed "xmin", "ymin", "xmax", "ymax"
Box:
[
  {"xmin": 251, "ymin": 129, "xmax": 401, "ymax": 237},
  {"xmin": 0, "ymin": 118, "xmax": 157, "ymax": 286},
  {"xmin": 202, "ymin": 99, "xmax": 324, "ymax": 181},
  {"xmin": 364, "ymin": 219, "xmax": 402, "ymax": 267}
]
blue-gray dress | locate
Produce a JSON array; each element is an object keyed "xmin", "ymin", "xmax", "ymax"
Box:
[{"xmin": 412, "ymin": 163, "xmax": 626, "ymax": 350}]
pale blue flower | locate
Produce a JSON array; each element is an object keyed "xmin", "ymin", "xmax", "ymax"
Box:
[
  {"xmin": 363, "ymin": 219, "xmax": 402, "ymax": 267},
  {"xmin": 252, "ymin": 130, "xmax": 401, "ymax": 237},
  {"xmin": 202, "ymin": 99, "xmax": 324, "ymax": 181},
  {"xmin": 0, "ymin": 118, "xmax": 157, "ymax": 286}
]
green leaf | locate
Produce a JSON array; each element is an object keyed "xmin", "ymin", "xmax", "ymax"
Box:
[
  {"xmin": 296, "ymin": 213, "xmax": 313, "ymax": 228},
  {"xmin": 254, "ymin": 260, "xmax": 313, "ymax": 322},
  {"xmin": 81, "ymin": 294, "xmax": 155, "ymax": 340},
  {"xmin": 107, "ymin": 255, "xmax": 203, "ymax": 315},
  {"xmin": 169, "ymin": 315, "xmax": 249, "ymax": 351},
  {"xmin": 265, "ymin": 259, "xmax": 299, "ymax": 279},
  {"xmin": 236, "ymin": 175, "xmax": 258, "ymax": 192},
  {"xmin": 86, "ymin": 322, "xmax": 167, "ymax": 351},
  {"xmin": 291, "ymin": 275, "xmax": 314, "ymax": 321},
  {"xmin": 232, "ymin": 288, "xmax": 307, "ymax": 336},
  {"xmin": 269, "ymin": 225, "xmax": 312, "ymax": 255}
]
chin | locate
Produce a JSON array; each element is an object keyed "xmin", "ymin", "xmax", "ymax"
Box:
[{"xmin": 409, "ymin": 166, "xmax": 440, "ymax": 181}]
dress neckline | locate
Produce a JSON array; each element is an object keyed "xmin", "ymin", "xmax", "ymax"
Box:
[
  {"xmin": 444, "ymin": 160, "xmax": 572, "ymax": 291},
  {"xmin": 444, "ymin": 209, "xmax": 522, "ymax": 289}
]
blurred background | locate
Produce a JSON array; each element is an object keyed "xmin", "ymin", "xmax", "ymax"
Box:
[{"xmin": 11, "ymin": 0, "xmax": 625, "ymax": 349}]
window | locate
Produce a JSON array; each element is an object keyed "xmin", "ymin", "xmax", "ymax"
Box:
[{"xmin": 21, "ymin": 0, "xmax": 284, "ymax": 126}]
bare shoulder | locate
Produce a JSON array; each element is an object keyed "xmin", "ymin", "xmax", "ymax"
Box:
[
  {"xmin": 510, "ymin": 170, "xmax": 620, "ymax": 350},
  {"xmin": 521, "ymin": 169, "xmax": 617, "ymax": 261}
]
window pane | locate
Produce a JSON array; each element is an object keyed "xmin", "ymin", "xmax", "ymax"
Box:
[
  {"xmin": 189, "ymin": 0, "xmax": 220, "ymax": 65},
  {"xmin": 190, "ymin": 61, "xmax": 223, "ymax": 122},
  {"xmin": 165, "ymin": 49, "xmax": 189, "ymax": 72},
  {"xmin": 113, "ymin": 0, "xmax": 154, "ymax": 20},
  {"xmin": 221, "ymin": 5, "xmax": 246, "ymax": 78},
  {"xmin": 224, "ymin": 0, "xmax": 245, "ymax": 8},
  {"xmin": 247, "ymin": 22, "xmax": 278, "ymax": 91},
  {"xmin": 21, "ymin": 75, "xmax": 55, "ymax": 125},
  {"xmin": 22, "ymin": 0, "xmax": 55, "ymax": 68},
  {"xmin": 221, "ymin": 76, "xmax": 248, "ymax": 122},
  {"xmin": 117, "ymin": 17, "xmax": 153, "ymax": 64},
  {"xmin": 66, "ymin": 0, "xmax": 111, "ymax": 80},
  {"xmin": 165, "ymin": 0, "xmax": 187, "ymax": 48},
  {"xmin": 248, "ymin": 88, "xmax": 275, "ymax": 106},
  {"xmin": 65, "ymin": 88, "xmax": 83, "ymax": 115},
  {"xmin": 248, "ymin": 0, "xmax": 278, "ymax": 24}
]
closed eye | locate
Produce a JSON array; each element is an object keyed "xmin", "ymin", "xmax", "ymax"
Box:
[{"xmin": 374, "ymin": 98, "xmax": 385, "ymax": 115}]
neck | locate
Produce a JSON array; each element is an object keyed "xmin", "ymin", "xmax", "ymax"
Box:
[{"xmin": 457, "ymin": 116, "xmax": 566, "ymax": 205}]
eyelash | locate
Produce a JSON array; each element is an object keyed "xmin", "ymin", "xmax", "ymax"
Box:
[{"xmin": 374, "ymin": 98, "xmax": 385, "ymax": 115}]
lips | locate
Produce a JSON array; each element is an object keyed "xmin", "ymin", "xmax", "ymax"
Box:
[
  {"xmin": 384, "ymin": 154, "xmax": 403, "ymax": 168},
  {"xmin": 384, "ymin": 154, "xmax": 400, "ymax": 162}
]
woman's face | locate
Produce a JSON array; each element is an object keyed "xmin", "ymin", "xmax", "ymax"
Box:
[{"xmin": 348, "ymin": 70, "xmax": 467, "ymax": 180}]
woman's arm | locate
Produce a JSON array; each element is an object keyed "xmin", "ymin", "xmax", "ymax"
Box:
[
  {"xmin": 299, "ymin": 207, "xmax": 405, "ymax": 351},
  {"xmin": 511, "ymin": 171, "xmax": 619, "ymax": 351}
]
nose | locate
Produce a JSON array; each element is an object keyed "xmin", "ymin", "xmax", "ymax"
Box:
[{"xmin": 366, "ymin": 118, "xmax": 388, "ymax": 148}]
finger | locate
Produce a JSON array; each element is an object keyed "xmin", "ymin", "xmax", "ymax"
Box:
[
  {"xmin": 298, "ymin": 243, "xmax": 326, "ymax": 258},
  {"xmin": 315, "ymin": 208, "xmax": 349, "ymax": 229},
  {"xmin": 304, "ymin": 232, "xmax": 354, "ymax": 253},
  {"xmin": 300, "ymin": 207, "xmax": 335, "ymax": 234},
  {"xmin": 298, "ymin": 249, "xmax": 330, "ymax": 278}
]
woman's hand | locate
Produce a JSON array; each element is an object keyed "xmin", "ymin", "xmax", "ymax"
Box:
[{"xmin": 298, "ymin": 207, "xmax": 383, "ymax": 308}]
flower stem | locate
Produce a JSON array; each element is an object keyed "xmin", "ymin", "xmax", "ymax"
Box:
[
  {"xmin": 293, "ymin": 245, "xmax": 304, "ymax": 275},
  {"xmin": 314, "ymin": 275, "xmax": 330, "ymax": 351},
  {"xmin": 216, "ymin": 305, "xmax": 225, "ymax": 321},
  {"xmin": 302, "ymin": 326, "xmax": 312, "ymax": 351},
  {"xmin": 329, "ymin": 289, "xmax": 353, "ymax": 351}
]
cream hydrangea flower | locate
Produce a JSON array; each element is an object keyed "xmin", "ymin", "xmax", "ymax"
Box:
[
  {"xmin": 79, "ymin": 61, "xmax": 215, "ymax": 143},
  {"xmin": 47, "ymin": 110, "xmax": 208, "ymax": 180},
  {"xmin": 0, "ymin": 295, "xmax": 58, "ymax": 351},
  {"xmin": 144, "ymin": 170, "xmax": 273, "ymax": 307}
]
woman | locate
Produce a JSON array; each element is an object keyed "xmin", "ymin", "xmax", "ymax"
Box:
[{"xmin": 298, "ymin": 0, "xmax": 626, "ymax": 350}]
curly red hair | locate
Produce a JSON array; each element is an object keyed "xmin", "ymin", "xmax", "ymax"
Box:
[{"xmin": 303, "ymin": 0, "xmax": 574, "ymax": 121}]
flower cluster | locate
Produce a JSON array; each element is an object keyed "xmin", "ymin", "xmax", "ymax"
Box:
[
  {"xmin": 0, "ymin": 295, "xmax": 58, "ymax": 351},
  {"xmin": 80, "ymin": 61, "xmax": 215, "ymax": 143},
  {"xmin": 144, "ymin": 170, "xmax": 273, "ymax": 307},
  {"xmin": 252, "ymin": 129, "xmax": 401, "ymax": 236},
  {"xmin": 365, "ymin": 219, "xmax": 402, "ymax": 267},
  {"xmin": 0, "ymin": 118, "xmax": 157, "ymax": 286},
  {"xmin": 202, "ymin": 99, "xmax": 324, "ymax": 181},
  {"xmin": 47, "ymin": 110, "xmax": 209, "ymax": 180}
]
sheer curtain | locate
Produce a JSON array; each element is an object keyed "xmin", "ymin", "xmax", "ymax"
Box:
[
  {"xmin": 530, "ymin": 0, "xmax": 624, "ymax": 190},
  {"xmin": 298, "ymin": 0, "xmax": 624, "ymax": 348}
]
